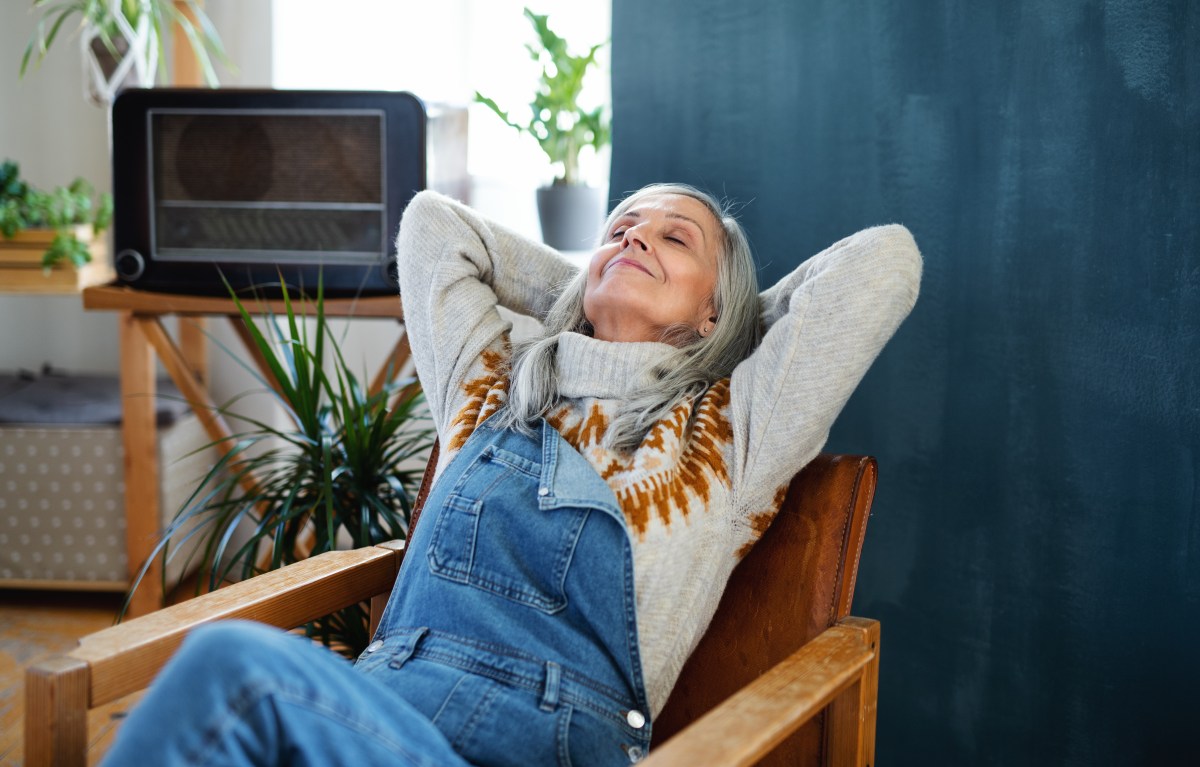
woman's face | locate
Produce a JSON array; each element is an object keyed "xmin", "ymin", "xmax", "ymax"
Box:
[{"xmin": 583, "ymin": 193, "xmax": 720, "ymax": 344}]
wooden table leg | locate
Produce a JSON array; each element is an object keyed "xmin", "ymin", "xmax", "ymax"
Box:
[
  {"xmin": 369, "ymin": 323, "xmax": 412, "ymax": 397},
  {"xmin": 120, "ymin": 311, "xmax": 162, "ymax": 617},
  {"xmin": 179, "ymin": 317, "xmax": 209, "ymax": 388},
  {"xmin": 141, "ymin": 316, "xmax": 262, "ymax": 498}
]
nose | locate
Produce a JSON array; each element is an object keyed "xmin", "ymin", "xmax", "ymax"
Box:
[{"xmin": 622, "ymin": 223, "xmax": 650, "ymax": 252}]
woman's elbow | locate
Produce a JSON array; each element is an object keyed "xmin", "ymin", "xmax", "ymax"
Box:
[
  {"xmin": 396, "ymin": 190, "xmax": 455, "ymax": 249},
  {"xmin": 871, "ymin": 223, "xmax": 923, "ymax": 306},
  {"xmin": 834, "ymin": 224, "xmax": 922, "ymax": 316}
]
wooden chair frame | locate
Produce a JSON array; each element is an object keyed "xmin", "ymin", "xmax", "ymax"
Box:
[{"xmin": 25, "ymin": 455, "xmax": 880, "ymax": 766}]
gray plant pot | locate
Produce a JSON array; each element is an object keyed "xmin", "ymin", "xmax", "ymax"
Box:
[{"xmin": 536, "ymin": 184, "xmax": 606, "ymax": 251}]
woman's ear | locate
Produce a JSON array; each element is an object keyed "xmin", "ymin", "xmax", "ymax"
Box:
[{"xmin": 700, "ymin": 316, "xmax": 717, "ymax": 337}]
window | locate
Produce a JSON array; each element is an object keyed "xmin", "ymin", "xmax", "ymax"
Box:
[{"xmin": 271, "ymin": 0, "xmax": 611, "ymax": 237}]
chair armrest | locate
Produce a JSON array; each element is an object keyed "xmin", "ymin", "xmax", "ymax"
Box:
[
  {"xmin": 31, "ymin": 540, "xmax": 405, "ymax": 710},
  {"xmin": 642, "ymin": 617, "xmax": 880, "ymax": 767}
]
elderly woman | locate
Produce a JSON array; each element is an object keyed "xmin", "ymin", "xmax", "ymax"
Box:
[{"xmin": 101, "ymin": 183, "xmax": 921, "ymax": 767}]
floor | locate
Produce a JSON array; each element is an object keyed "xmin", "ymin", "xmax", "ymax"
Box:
[{"xmin": 0, "ymin": 589, "xmax": 141, "ymax": 766}]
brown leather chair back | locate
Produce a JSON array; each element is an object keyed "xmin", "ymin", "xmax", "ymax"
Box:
[
  {"xmin": 651, "ymin": 453, "xmax": 877, "ymax": 766},
  {"xmin": 410, "ymin": 447, "xmax": 877, "ymax": 766},
  {"xmin": 409, "ymin": 440, "xmax": 440, "ymax": 536}
]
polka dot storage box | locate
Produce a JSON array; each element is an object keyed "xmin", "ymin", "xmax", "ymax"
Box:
[{"xmin": 0, "ymin": 371, "xmax": 217, "ymax": 590}]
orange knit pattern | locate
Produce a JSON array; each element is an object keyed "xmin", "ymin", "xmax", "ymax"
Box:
[
  {"xmin": 446, "ymin": 343, "xmax": 510, "ymax": 452},
  {"xmin": 446, "ymin": 364, "xmax": 782, "ymax": 544},
  {"xmin": 735, "ymin": 484, "xmax": 792, "ymax": 559},
  {"xmin": 548, "ymin": 379, "xmax": 737, "ymax": 539}
]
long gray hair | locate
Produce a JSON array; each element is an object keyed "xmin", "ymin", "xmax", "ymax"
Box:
[{"xmin": 495, "ymin": 183, "xmax": 761, "ymax": 452}]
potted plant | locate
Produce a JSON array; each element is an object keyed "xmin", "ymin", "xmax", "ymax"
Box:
[
  {"xmin": 126, "ymin": 280, "xmax": 435, "ymax": 655},
  {"xmin": 475, "ymin": 7, "xmax": 610, "ymax": 250},
  {"xmin": 0, "ymin": 159, "xmax": 114, "ymax": 291},
  {"xmin": 21, "ymin": 0, "xmax": 228, "ymax": 104}
]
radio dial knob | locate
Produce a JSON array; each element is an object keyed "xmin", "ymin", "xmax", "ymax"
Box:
[{"xmin": 115, "ymin": 249, "xmax": 145, "ymax": 281}]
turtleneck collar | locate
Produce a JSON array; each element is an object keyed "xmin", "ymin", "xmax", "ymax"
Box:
[{"xmin": 554, "ymin": 332, "xmax": 676, "ymax": 399}]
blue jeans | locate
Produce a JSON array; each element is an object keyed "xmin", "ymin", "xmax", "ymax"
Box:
[
  {"xmin": 99, "ymin": 621, "xmax": 471, "ymax": 766},
  {"xmin": 102, "ymin": 419, "xmax": 652, "ymax": 766}
]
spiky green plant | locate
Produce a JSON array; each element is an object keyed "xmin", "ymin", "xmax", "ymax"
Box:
[{"xmin": 126, "ymin": 279, "xmax": 434, "ymax": 655}]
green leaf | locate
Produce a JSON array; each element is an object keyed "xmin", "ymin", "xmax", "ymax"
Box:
[{"xmin": 93, "ymin": 193, "xmax": 113, "ymax": 232}]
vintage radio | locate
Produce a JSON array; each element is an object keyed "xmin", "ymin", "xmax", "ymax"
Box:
[{"xmin": 110, "ymin": 88, "xmax": 466, "ymax": 296}]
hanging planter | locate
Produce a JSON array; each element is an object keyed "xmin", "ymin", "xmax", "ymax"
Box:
[
  {"xmin": 21, "ymin": 0, "xmax": 229, "ymax": 104},
  {"xmin": 79, "ymin": 7, "xmax": 156, "ymax": 106}
]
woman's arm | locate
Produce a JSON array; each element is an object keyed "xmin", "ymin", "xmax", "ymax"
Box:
[
  {"xmin": 729, "ymin": 224, "xmax": 922, "ymax": 517},
  {"xmin": 395, "ymin": 191, "xmax": 580, "ymax": 433}
]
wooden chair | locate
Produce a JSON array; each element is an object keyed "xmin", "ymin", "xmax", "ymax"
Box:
[{"xmin": 25, "ymin": 451, "xmax": 880, "ymax": 767}]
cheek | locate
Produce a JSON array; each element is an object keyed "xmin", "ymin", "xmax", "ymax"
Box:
[
  {"xmin": 680, "ymin": 265, "xmax": 717, "ymax": 309},
  {"xmin": 582, "ymin": 275, "xmax": 603, "ymax": 321},
  {"xmin": 588, "ymin": 243, "xmax": 619, "ymax": 275},
  {"xmin": 583, "ymin": 246, "xmax": 624, "ymax": 302}
]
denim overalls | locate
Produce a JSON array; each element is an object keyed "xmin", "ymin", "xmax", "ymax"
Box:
[{"xmin": 354, "ymin": 417, "xmax": 654, "ymax": 766}]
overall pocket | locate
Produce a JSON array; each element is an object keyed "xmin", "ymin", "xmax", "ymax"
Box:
[{"xmin": 427, "ymin": 444, "xmax": 588, "ymax": 613}]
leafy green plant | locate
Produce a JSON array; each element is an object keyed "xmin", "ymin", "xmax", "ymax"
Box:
[
  {"xmin": 20, "ymin": 0, "xmax": 229, "ymax": 86},
  {"xmin": 128, "ymin": 278, "xmax": 435, "ymax": 655},
  {"xmin": 0, "ymin": 159, "xmax": 112, "ymax": 268},
  {"xmin": 475, "ymin": 7, "xmax": 610, "ymax": 186}
]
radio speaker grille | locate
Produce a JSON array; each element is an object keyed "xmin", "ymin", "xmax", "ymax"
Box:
[{"xmin": 151, "ymin": 111, "xmax": 386, "ymax": 263}]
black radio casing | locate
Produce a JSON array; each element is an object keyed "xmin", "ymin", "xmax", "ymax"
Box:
[{"xmin": 111, "ymin": 88, "xmax": 466, "ymax": 297}]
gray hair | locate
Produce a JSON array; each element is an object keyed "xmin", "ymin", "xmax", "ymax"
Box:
[{"xmin": 495, "ymin": 183, "xmax": 760, "ymax": 452}]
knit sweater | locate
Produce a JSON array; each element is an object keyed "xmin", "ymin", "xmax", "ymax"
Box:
[{"xmin": 395, "ymin": 190, "xmax": 922, "ymax": 715}]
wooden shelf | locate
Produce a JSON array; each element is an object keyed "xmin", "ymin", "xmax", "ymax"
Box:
[{"xmin": 0, "ymin": 226, "xmax": 113, "ymax": 295}]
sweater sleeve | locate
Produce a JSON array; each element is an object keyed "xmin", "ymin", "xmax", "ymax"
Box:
[
  {"xmin": 395, "ymin": 191, "xmax": 580, "ymax": 435},
  {"xmin": 728, "ymin": 224, "xmax": 922, "ymax": 520}
]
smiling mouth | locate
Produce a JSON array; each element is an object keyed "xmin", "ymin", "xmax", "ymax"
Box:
[{"xmin": 608, "ymin": 257, "xmax": 654, "ymax": 276}]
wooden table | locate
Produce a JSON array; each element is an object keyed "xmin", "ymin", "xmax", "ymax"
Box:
[{"xmin": 81, "ymin": 285, "xmax": 409, "ymax": 616}]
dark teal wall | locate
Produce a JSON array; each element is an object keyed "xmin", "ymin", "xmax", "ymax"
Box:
[{"xmin": 610, "ymin": 1, "xmax": 1200, "ymax": 763}]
